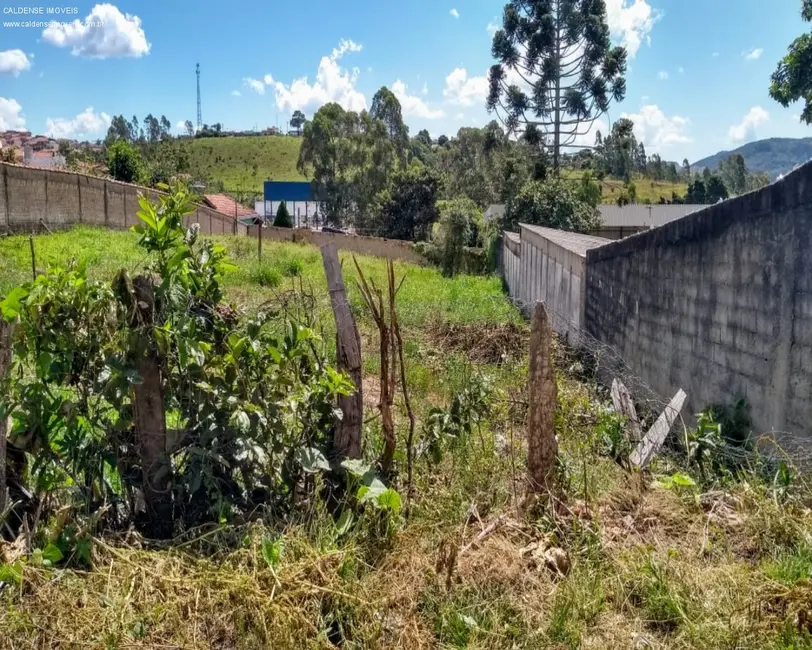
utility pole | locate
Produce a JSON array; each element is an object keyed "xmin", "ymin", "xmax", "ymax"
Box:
[{"xmin": 196, "ymin": 63, "xmax": 202, "ymax": 132}]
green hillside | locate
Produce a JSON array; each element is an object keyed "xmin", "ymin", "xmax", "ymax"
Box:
[{"xmin": 179, "ymin": 135, "xmax": 306, "ymax": 193}]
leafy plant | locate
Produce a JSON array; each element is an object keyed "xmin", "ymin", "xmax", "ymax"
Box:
[
  {"xmin": 686, "ymin": 409, "xmax": 730, "ymax": 482},
  {"xmin": 0, "ymin": 183, "xmax": 354, "ymax": 536},
  {"xmin": 420, "ymin": 374, "xmax": 494, "ymax": 464}
]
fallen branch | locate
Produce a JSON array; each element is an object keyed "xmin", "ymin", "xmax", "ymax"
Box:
[{"xmin": 460, "ymin": 514, "xmax": 508, "ymax": 556}]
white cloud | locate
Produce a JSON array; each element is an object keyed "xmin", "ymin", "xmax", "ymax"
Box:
[
  {"xmin": 243, "ymin": 77, "xmax": 265, "ymax": 94},
  {"xmin": 455, "ymin": 112, "xmax": 465, "ymax": 120},
  {"xmin": 743, "ymin": 47, "xmax": 763, "ymax": 60},
  {"xmin": 231, "ymin": 90, "xmax": 242, "ymax": 97},
  {"xmin": 605, "ymin": 0, "xmax": 658, "ymax": 57},
  {"xmin": 422, "ymin": 83, "xmax": 428, "ymax": 96},
  {"xmin": 621, "ymin": 104, "xmax": 692, "ymax": 152},
  {"xmin": 443, "ymin": 67, "xmax": 488, "ymax": 106},
  {"xmin": 486, "ymin": 20, "xmax": 500, "ymax": 36},
  {"xmin": 392, "ymin": 80, "xmax": 444, "ymax": 119},
  {"xmin": 331, "ymin": 39, "xmax": 363, "ymax": 59},
  {"xmin": 268, "ymin": 39, "xmax": 367, "ymax": 113},
  {"xmin": 0, "ymin": 97, "xmax": 25, "ymax": 130},
  {"xmin": 450, "ymin": 8, "xmax": 460, "ymax": 18},
  {"xmin": 263, "ymin": 74, "xmax": 274, "ymax": 85},
  {"xmin": 728, "ymin": 106, "xmax": 769, "ymax": 142},
  {"xmin": 175, "ymin": 120, "xmax": 186, "ymax": 131},
  {"xmin": 45, "ymin": 106, "xmax": 111, "ymax": 138},
  {"xmin": 641, "ymin": 95, "xmax": 650, "ymax": 101},
  {"xmin": 0, "ymin": 49, "xmax": 32, "ymax": 76},
  {"xmin": 42, "ymin": 3, "xmax": 150, "ymax": 58},
  {"xmin": 658, "ymin": 70, "xmax": 669, "ymax": 80},
  {"xmin": 712, "ymin": 51, "xmax": 720, "ymax": 57},
  {"xmin": 678, "ymin": 66, "xmax": 685, "ymax": 74}
]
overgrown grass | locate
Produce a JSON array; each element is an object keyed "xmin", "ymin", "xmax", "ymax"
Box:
[{"xmin": 1, "ymin": 227, "xmax": 812, "ymax": 649}]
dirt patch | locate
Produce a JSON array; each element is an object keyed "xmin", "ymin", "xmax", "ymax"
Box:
[{"xmin": 428, "ymin": 320, "xmax": 529, "ymax": 364}]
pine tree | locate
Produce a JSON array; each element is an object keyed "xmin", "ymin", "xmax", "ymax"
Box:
[
  {"xmin": 487, "ymin": 0, "xmax": 627, "ymax": 174},
  {"xmin": 273, "ymin": 201, "xmax": 293, "ymax": 228}
]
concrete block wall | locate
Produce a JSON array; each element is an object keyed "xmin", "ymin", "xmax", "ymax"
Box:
[
  {"xmin": 504, "ymin": 224, "xmax": 608, "ymax": 340},
  {"xmin": 0, "ymin": 162, "xmax": 245, "ymax": 235},
  {"xmin": 585, "ymin": 161, "xmax": 812, "ymax": 447},
  {"xmin": 247, "ymin": 224, "xmax": 428, "ymax": 265}
]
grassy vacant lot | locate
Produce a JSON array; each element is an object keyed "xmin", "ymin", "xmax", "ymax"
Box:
[
  {"xmin": 2, "ymin": 228, "xmax": 812, "ymax": 649},
  {"xmin": 563, "ymin": 169, "xmax": 688, "ymax": 203},
  {"xmin": 178, "ymin": 135, "xmax": 306, "ymax": 192}
]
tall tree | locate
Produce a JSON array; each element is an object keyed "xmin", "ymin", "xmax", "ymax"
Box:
[
  {"xmin": 184, "ymin": 120, "xmax": 195, "ymax": 137},
  {"xmin": 370, "ymin": 86, "xmax": 409, "ymax": 161},
  {"xmin": 487, "ymin": 0, "xmax": 628, "ymax": 173},
  {"xmin": 159, "ymin": 115, "xmax": 172, "ymax": 140},
  {"xmin": 106, "ymin": 115, "xmax": 132, "ymax": 145},
  {"xmin": 719, "ymin": 153, "xmax": 747, "ymax": 195},
  {"xmin": 682, "ymin": 158, "xmax": 691, "ymax": 178},
  {"xmin": 144, "ymin": 114, "xmax": 161, "ymax": 143},
  {"xmin": 290, "ymin": 110, "xmax": 306, "ymax": 135},
  {"xmin": 770, "ymin": 0, "xmax": 812, "ymax": 123}
]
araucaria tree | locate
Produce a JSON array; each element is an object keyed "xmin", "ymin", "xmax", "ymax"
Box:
[{"xmin": 487, "ymin": 0, "xmax": 628, "ymax": 173}]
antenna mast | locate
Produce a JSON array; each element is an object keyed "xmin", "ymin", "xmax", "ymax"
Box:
[{"xmin": 196, "ymin": 63, "xmax": 202, "ymax": 131}]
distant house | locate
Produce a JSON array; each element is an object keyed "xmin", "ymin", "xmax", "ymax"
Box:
[
  {"xmin": 23, "ymin": 147, "xmax": 65, "ymax": 168},
  {"xmin": 202, "ymin": 194, "xmax": 256, "ymax": 220}
]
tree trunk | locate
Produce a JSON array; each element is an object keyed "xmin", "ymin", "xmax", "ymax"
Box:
[
  {"xmin": 0, "ymin": 320, "xmax": 14, "ymax": 516},
  {"xmin": 321, "ymin": 245, "xmax": 363, "ymax": 460},
  {"xmin": 527, "ymin": 302, "xmax": 558, "ymax": 493},
  {"xmin": 553, "ymin": 0, "xmax": 562, "ymax": 175},
  {"xmin": 131, "ymin": 276, "xmax": 173, "ymax": 538}
]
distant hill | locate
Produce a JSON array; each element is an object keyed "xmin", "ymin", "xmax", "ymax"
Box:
[
  {"xmin": 692, "ymin": 137, "xmax": 812, "ymax": 179},
  {"xmin": 174, "ymin": 135, "xmax": 305, "ymax": 194}
]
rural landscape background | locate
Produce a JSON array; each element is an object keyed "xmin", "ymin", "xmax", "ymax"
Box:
[{"xmin": 2, "ymin": 0, "xmax": 812, "ymax": 648}]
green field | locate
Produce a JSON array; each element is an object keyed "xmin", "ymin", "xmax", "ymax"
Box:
[
  {"xmin": 179, "ymin": 135, "xmax": 306, "ymax": 193},
  {"xmin": 3, "ymin": 227, "xmax": 811, "ymax": 649}
]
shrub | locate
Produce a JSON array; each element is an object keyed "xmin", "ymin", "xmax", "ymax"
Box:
[
  {"xmin": 503, "ymin": 178, "xmax": 601, "ymax": 233},
  {"xmin": 273, "ymin": 201, "xmax": 293, "ymax": 228},
  {"xmin": 106, "ymin": 140, "xmax": 144, "ymax": 184},
  {"xmin": 435, "ymin": 199, "xmax": 475, "ymax": 276}
]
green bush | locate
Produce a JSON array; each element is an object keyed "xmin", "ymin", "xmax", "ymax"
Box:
[
  {"xmin": 434, "ymin": 198, "xmax": 485, "ymax": 276},
  {"xmin": 106, "ymin": 140, "xmax": 144, "ymax": 184},
  {"xmin": 504, "ymin": 178, "xmax": 601, "ymax": 233},
  {"xmin": 273, "ymin": 201, "xmax": 293, "ymax": 228}
]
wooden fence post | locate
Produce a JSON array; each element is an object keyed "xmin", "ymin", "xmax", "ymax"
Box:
[
  {"xmin": 0, "ymin": 320, "xmax": 14, "ymax": 516},
  {"xmin": 321, "ymin": 244, "xmax": 363, "ymax": 460},
  {"xmin": 527, "ymin": 302, "xmax": 558, "ymax": 494},
  {"xmin": 131, "ymin": 276, "xmax": 173, "ymax": 537}
]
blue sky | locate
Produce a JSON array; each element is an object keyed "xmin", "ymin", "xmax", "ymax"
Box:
[{"xmin": 0, "ymin": 0, "xmax": 810, "ymax": 162}]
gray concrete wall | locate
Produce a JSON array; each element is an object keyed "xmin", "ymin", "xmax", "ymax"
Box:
[
  {"xmin": 501, "ymin": 224, "xmax": 608, "ymax": 340},
  {"xmin": 0, "ymin": 162, "xmax": 245, "ymax": 235},
  {"xmin": 585, "ymin": 161, "xmax": 812, "ymax": 447}
]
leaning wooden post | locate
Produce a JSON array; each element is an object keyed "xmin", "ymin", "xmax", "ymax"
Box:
[
  {"xmin": 321, "ymin": 245, "xmax": 363, "ymax": 460},
  {"xmin": 527, "ymin": 302, "xmax": 558, "ymax": 494},
  {"xmin": 0, "ymin": 319, "xmax": 14, "ymax": 515}
]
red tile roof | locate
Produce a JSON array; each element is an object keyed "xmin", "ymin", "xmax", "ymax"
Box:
[{"xmin": 203, "ymin": 194, "xmax": 255, "ymax": 218}]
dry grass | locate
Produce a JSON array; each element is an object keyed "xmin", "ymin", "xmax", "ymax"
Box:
[{"xmin": 3, "ymin": 231, "xmax": 812, "ymax": 648}]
